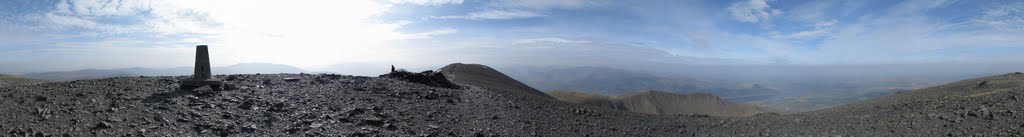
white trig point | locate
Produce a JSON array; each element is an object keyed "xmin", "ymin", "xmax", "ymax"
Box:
[{"xmin": 180, "ymin": 45, "xmax": 224, "ymax": 89}]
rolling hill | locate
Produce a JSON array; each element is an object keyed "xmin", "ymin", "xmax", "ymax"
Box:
[
  {"xmin": 502, "ymin": 66, "xmax": 781, "ymax": 102},
  {"xmin": 548, "ymin": 90, "xmax": 779, "ymax": 117},
  {"xmin": 0, "ymin": 74, "xmax": 47, "ymax": 87}
]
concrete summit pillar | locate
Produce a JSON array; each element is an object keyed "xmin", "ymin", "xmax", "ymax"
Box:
[
  {"xmin": 194, "ymin": 45, "xmax": 211, "ymax": 79},
  {"xmin": 181, "ymin": 45, "xmax": 223, "ymax": 88}
]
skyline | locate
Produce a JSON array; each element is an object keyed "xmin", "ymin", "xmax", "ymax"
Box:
[{"xmin": 1, "ymin": 0, "xmax": 1022, "ymax": 73}]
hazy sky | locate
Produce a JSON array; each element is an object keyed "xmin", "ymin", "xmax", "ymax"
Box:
[{"xmin": 1, "ymin": 0, "xmax": 1022, "ymax": 73}]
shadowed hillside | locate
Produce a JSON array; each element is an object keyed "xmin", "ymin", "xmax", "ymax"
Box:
[
  {"xmin": 548, "ymin": 90, "xmax": 779, "ymax": 117},
  {"xmin": 439, "ymin": 63, "xmax": 554, "ymax": 99}
]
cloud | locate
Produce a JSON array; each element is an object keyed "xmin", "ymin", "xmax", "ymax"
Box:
[
  {"xmin": 54, "ymin": 0, "xmax": 150, "ymax": 17},
  {"xmin": 885, "ymin": 0, "xmax": 955, "ymax": 17},
  {"xmin": 399, "ymin": 28, "xmax": 458, "ymax": 39},
  {"xmin": 389, "ymin": 0, "xmax": 463, "ymax": 5},
  {"xmin": 685, "ymin": 32, "xmax": 710, "ymax": 48},
  {"xmin": 973, "ymin": 2, "xmax": 1024, "ymax": 32},
  {"xmin": 516, "ymin": 37, "xmax": 591, "ymax": 44},
  {"xmin": 727, "ymin": 0, "xmax": 781, "ymax": 23},
  {"xmin": 489, "ymin": 0, "xmax": 603, "ymax": 10},
  {"xmin": 436, "ymin": 10, "xmax": 544, "ymax": 20},
  {"xmin": 1, "ymin": 0, "xmax": 458, "ymax": 71},
  {"xmin": 808, "ymin": 15, "xmax": 1024, "ymax": 64},
  {"xmin": 773, "ymin": 20, "xmax": 837, "ymax": 39},
  {"xmin": 413, "ymin": 37, "xmax": 739, "ymax": 67},
  {"xmin": 434, "ymin": 0, "xmax": 604, "ymax": 20},
  {"xmin": 786, "ymin": 0, "xmax": 834, "ymax": 23}
]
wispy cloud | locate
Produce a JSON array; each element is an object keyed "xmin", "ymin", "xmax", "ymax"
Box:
[
  {"xmin": 973, "ymin": 2, "xmax": 1024, "ymax": 32},
  {"xmin": 2, "ymin": 0, "xmax": 1024, "ymax": 73},
  {"xmin": 785, "ymin": 0, "xmax": 834, "ymax": 23},
  {"xmin": 432, "ymin": 0, "xmax": 605, "ymax": 20},
  {"xmin": 488, "ymin": 0, "xmax": 605, "ymax": 9},
  {"xmin": 389, "ymin": 0, "xmax": 463, "ymax": 5},
  {"xmin": 884, "ymin": 0, "xmax": 955, "ymax": 17},
  {"xmin": 773, "ymin": 20, "xmax": 837, "ymax": 39},
  {"xmin": 0, "ymin": 0, "xmax": 458, "ymax": 71},
  {"xmin": 727, "ymin": 0, "xmax": 781, "ymax": 23},
  {"xmin": 435, "ymin": 10, "xmax": 544, "ymax": 20},
  {"xmin": 398, "ymin": 28, "xmax": 458, "ymax": 39},
  {"xmin": 516, "ymin": 37, "xmax": 592, "ymax": 44}
]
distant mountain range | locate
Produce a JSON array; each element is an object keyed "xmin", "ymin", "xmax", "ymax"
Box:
[
  {"xmin": 547, "ymin": 90, "xmax": 779, "ymax": 117},
  {"xmin": 20, "ymin": 63, "xmax": 305, "ymax": 81},
  {"xmin": 434, "ymin": 63, "xmax": 772, "ymax": 117},
  {"xmin": 501, "ymin": 66, "xmax": 781, "ymax": 102}
]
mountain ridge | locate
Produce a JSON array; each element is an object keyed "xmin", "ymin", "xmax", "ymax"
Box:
[
  {"xmin": 502, "ymin": 66, "xmax": 781, "ymax": 102},
  {"xmin": 548, "ymin": 90, "xmax": 780, "ymax": 117}
]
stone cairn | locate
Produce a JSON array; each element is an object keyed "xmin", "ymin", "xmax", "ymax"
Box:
[{"xmin": 180, "ymin": 45, "xmax": 224, "ymax": 90}]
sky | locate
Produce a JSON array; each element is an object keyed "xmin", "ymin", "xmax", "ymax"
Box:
[{"xmin": 0, "ymin": 0, "xmax": 1022, "ymax": 74}]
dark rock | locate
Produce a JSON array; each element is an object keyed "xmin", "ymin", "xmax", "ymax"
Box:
[
  {"xmin": 239, "ymin": 100, "xmax": 257, "ymax": 110},
  {"xmin": 320, "ymin": 74, "xmax": 342, "ymax": 80},
  {"xmin": 976, "ymin": 81, "xmax": 989, "ymax": 89},
  {"xmin": 8, "ymin": 128, "xmax": 25, "ymax": 135},
  {"xmin": 94, "ymin": 122, "xmax": 113, "ymax": 130},
  {"xmin": 348, "ymin": 108, "xmax": 367, "ymax": 116},
  {"xmin": 223, "ymin": 84, "xmax": 238, "ymax": 90},
  {"xmin": 269, "ymin": 102, "xmax": 290, "ymax": 112},
  {"xmin": 686, "ymin": 114, "xmax": 711, "ymax": 118},
  {"xmin": 284, "ymin": 78, "xmax": 300, "ymax": 82},
  {"xmin": 361, "ymin": 117, "xmax": 385, "ymax": 126},
  {"xmin": 379, "ymin": 70, "xmax": 461, "ymax": 89},
  {"xmin": 34, "ymin": 96, "xmax": 47, "ymax": 101}
]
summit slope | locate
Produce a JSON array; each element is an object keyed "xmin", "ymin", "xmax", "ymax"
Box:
[{"xmin": 439, "ymin": 63, "xmax": 554, "ymax": 99}]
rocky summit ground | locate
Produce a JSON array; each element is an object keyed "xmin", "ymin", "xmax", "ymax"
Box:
[
  {"xmin": 0, "ymin": 74, "xmax": 689, "ymax": 136},
  {"xmin": 2, "ymin": 70, "xmax": 1024, "ymax": 136}
]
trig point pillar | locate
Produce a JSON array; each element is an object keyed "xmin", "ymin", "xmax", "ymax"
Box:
[
  {"xmin": 194, "ymin": 45, "xmax": 211, "ymax": 79},
  {"xmin": 181, "ymin": 45, "xmax": 224, "ymax": 89}
]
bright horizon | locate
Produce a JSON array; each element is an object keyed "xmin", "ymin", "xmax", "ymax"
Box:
[{"xmin": 1, "ymin": 0, "xmax": 1023, "ymax": 74}]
